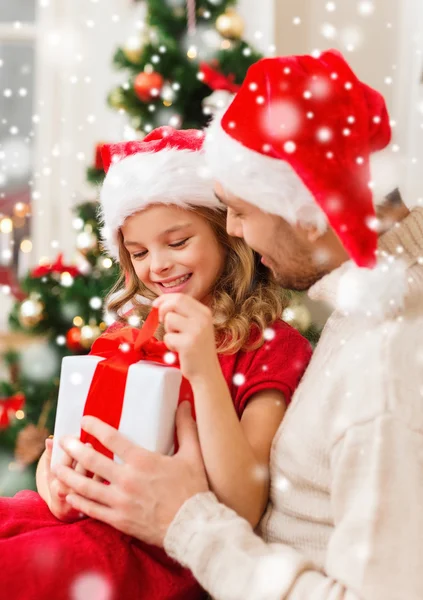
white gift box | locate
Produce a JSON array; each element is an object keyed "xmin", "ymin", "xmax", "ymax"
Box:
[{"xmin": 51, "ymin": 354, "xmax": 182, "ymax": 467}]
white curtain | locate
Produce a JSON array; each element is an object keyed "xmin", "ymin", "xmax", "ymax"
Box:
[{"xmin": 31, "ymin": 0, "xmax": 135, "ymax": 264}]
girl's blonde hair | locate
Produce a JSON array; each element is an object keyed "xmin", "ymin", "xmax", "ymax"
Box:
[{"xmin": 107, "ymin": 206, "xmax": 287, "ymax": 354}]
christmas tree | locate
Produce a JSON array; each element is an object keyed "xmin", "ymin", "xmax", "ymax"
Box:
[
  {"xmin": 0, "ymin": 204, "xmax": 119, "ymax": 495},
  {"xmin": 87, "ymin": 0, "xmax": 263, "ymax": 184},
  {"xmin": 87, "ymin": 0, "xmax": 320, "ymax": 341},
  {"xmin": 0, "ymin": 0, "xmax": 320, "ymax": 494}
]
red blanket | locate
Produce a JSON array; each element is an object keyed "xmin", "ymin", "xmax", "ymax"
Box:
[{"xmin": 0, "ymin": 491, "xmax": 205, "ymax": 600}]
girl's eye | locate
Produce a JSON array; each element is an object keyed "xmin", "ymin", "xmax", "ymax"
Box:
[
  {"xmin": 132, "ymin": 250, "xmax": 147, "ymax": 260},
  {"xmin": 169, "ymin": 237, "xmax": 189, "ymax": 248}
]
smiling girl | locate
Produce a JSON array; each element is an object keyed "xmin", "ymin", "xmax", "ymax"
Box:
[{"xmin": 0, "ymin": 127, "xmax": 312, "ymax": 600}]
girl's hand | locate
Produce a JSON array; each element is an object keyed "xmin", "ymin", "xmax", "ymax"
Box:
[
  {"xmin": 153, "ymin": 294, "xmax": 220, "ymax": 383},
  {"xmin": 44, "ymin": 438, "xmax": 86, "ymax": 522}
]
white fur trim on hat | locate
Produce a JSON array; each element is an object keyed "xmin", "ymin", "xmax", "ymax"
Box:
[
  {"xmin": 204, "ymin": 114, "xmax": 328, "ymax": 232},
  {"xmin": 369, "ymin": 148, "xmax": 402, "ymax": 205},
  {"xmin": 99, "ymin": 147, "xmax": 221, "ymax": 259},
  {"xmin": 336, "ymin": 256, "xmax": 407, "ymax": 319}
]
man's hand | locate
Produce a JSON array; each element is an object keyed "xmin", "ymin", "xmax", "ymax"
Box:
[{"xmin": 53, "ymin": 402, "xmax": 209, "ymax": 546}]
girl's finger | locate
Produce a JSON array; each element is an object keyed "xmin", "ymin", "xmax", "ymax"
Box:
[
  {"xmin": 157, "ymin": 294, "xmax": 195, "ymax": 321},
  {"xmin": 50, "ymin": 478, "xmax": 69, "ymax": 501},
  {"xmin": 163, "ymin": 331, "xmax": 182, "ymax": 352},
  {"xmin": 164, "ymin": 311, "xmax": 188, "ymax": 334},
  {"xmin": 45, "ymin": 438, "xmax": 54, "ymax": 453}
]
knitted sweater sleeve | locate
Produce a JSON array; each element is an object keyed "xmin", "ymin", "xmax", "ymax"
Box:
[{"xmin": 164, "ymin": 414, "xmax": 423, "ymax": 600}]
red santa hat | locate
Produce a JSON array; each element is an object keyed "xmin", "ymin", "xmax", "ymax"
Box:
[
  {"xmin": 204, "ymin": 49, "xmax": 393, "ymax": 269},
  {"xmin": 100, "ymin": 126, "xmax": 221, "ymax": 259}
]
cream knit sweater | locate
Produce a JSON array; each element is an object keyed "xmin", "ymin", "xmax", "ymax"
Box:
[{"xmin": 164, "ymin": 207, "xmax": 423, "ymax": 600}]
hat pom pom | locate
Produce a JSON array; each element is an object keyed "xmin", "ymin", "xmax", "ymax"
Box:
[{"xmin": 336, "ymin": 258, "xmax": 407, "ymax": 319}]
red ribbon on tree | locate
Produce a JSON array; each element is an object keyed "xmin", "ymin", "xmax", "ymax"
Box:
[
  {"xmin": 0, "ymin": 393, "xmax": 25, "ymax": 428},
  {"xmin": 80, "ymin": 308, "xmax": 193, "ymax": 458},
  {"xmin": 199, "ymin": 62, "xmax": 241, "ymax": 93},
  {"xmin": 31, "ymin": 253, "xmax": 81, "ymax": 279}
]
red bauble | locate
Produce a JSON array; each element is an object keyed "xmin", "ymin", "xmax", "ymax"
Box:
[
  {"xmin": 134, "ymin": 71, "xmax": 164, "ymax": 102},
  {"xmin": 66, "ymin": 327, "xmax": 83, "ymax": 351}
]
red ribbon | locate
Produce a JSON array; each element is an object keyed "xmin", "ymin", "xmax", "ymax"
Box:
[
  {"xmin": 31, "ymin": 253, "xmax": 80, "ymax": 279},
  {"xmin": 80, "ymin": 308, "xmax": 192, "ymax": 458},
  {"xmin": 199, "ymin": 62, "xmax": 241, "ymax": 93},
  {"xmin": 0, "ymin": 393, "xmax": 25, "ymax": 428}
]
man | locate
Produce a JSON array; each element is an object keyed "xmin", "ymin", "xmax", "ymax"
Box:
[{"xmin": 56, "ymin": 50, "xmax": 423, "ymax": 599}]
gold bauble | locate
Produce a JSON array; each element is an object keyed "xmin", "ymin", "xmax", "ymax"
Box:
[
  {"xmin": 282, "ymin": 303, "xmax": 312, "ymax": 333},
  {"xmin": 123, "ymin": 44, "xmax": 143, "ymax": 64},
  {"xmin": 216, "ymin": 8, "xmax": 245, "ymax": 39},
  {"xmin": 108, "ymin": 87, "xmax": 126, "ymax": 110},
  {"xmin": 18, "ymin": 296, "xmax": 44, "ymax": 328},
  {"xmin": 76, "ymin": 230, "xmax": 98, "ymax": 256},
  {"xmin": 79, "ymin": 324, "xmax": 101, "ymax": 350}
]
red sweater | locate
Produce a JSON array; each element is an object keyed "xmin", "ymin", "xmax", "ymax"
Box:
[{"xmin": 107, "ymin": 317, "xmax": 312, "ymax": 418}]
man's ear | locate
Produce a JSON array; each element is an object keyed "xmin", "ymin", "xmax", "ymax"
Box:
[{"xmin": 294, "ymin": 221, "xmax": 322, "ymax": 243}]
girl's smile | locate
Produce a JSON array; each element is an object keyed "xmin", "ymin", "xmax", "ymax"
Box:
[{"xmin": 154, "ymin": 273, "xmax": 193, "ymax": 293}]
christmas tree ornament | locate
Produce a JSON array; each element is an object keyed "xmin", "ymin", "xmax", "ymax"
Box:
[
  {"xmin": 19, "ymin": 343, "xmax": 60, "ymax": 382},
  {"xmin": 0, "ymin": 392, "xmax": 25, "ymax": 428},
  {"xmin": 66, "ymin": 326, "xmax": 83, "ymax": 351},
  {"xmin": 122, "ymin": 36, "xmax": 144, "ymax": 63},
  {"xmin": 216, "ymin": 8, "xmax": 245, "ymax": 39},
  {"xmin": 60, "ymin": 271, "xmax": 74, "ymax": 287},
  {"xmin": 79, "ymin": 323, "xmax": 101, "ymax": 349},
  {"xmin": 14, "ymin": 423, "xmax": 49, "ymax": 465},
  {"xmin": 76, "ymin": 228, "xmax": 98, "ymax": 256},
  {"xmin": 282, "ymin": 304, "xmax": 312, "ymax": 333},
  {"xmin": 31, "ymin": 253, "xmax": 80, "ymax": 278},
  {"xmin": 108, "ymin": 87, "xmax": 126, "ymax": 110},
  {"xmin": 18, "ymin": 295, "xmax": 44, "ymax": 328},
  {"xmin": 13, "ymin": 202, "xmax": 30, "ymax": 219},
  {"xmin": 15, "ymin": 399, "xmax": 51, "ymax": 465},
  {"xmin": 134, "ymin": 71, "xmax": 164, "ymax": 102},
  {"xmin": 161, "ymin": 83, "xmax": 176, "ymax": 105}
]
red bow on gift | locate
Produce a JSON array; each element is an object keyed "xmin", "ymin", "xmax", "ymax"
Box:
[
  {"xmin": 81, "ymin": 307, "xmax": 193, "ymax": 458},
  {"xmin": 0, "ymin": 393, "xmax": 25, "ymax": 428},
  {"xmin": 31, "ymin": 253, "xmax": 81, "ymax": 279},
  {"xmin": 199, "ymin": 62, "xmax": 241, "ymax": 94}
]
